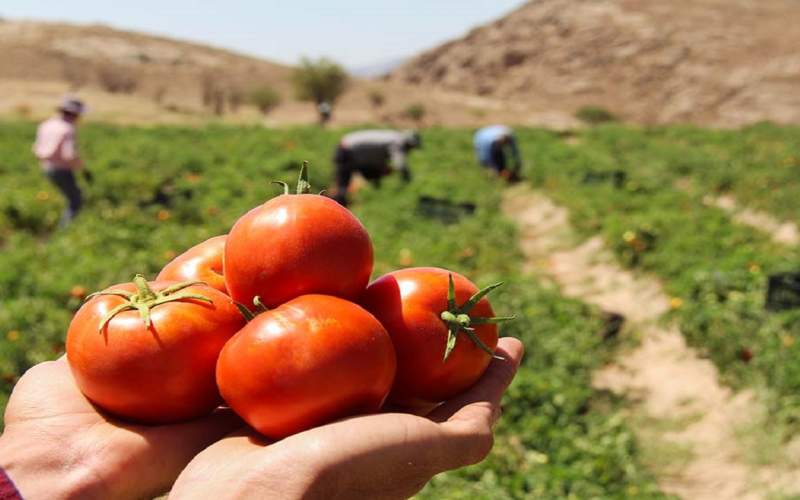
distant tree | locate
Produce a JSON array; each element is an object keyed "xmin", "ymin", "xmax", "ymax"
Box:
[
  {"xmin": 292, "ymin": 57, "xmax": 349, "ymax": 122},
  {"xmin": 249, "ymin": 86, "xmax": 282, "ymax": 116},
  {"xmin": 404, "ymin": 103, "xmax": 426, "ymax": 124},
  {"xmin": 227, "ymin": 87, "xmax": 244, "ymax": 113}
]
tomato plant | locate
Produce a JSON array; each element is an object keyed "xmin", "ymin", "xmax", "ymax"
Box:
[
  {"xmin": 66, "ymin": 275, "xmax": 245, "ymax": 423},
  {"xmin": 216, "ymin": 294, "xmax": 396, "ymax": 439},
  {"xmin": 157, "ymin": 235, "xmax": 227, "ymax": 293},
  {"xmin": 224, "ymin": 164, "xmax": 373, "ymax": 308}
]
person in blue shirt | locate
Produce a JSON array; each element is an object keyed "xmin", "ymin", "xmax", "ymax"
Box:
[{"xmin": 473, "ymin": 125, "xmax": 521, "ymax": 181}]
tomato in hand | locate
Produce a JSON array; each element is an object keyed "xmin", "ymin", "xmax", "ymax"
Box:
[
  {"xmin": 66, "ymin": 275, "xmax": 245, "ymax": 424},
  {"xmin": 157, "ymin": 235, "xmax": 227, "ymax": 294},
  {"xmin": 360, "ymin": 267, "xmax": 513, "ymax": 407},
  {"xmin": 224, "ymin": 164, "xmax": 373, "ymax": 308},
  {"xmin": 216, "ymin": 294, "xmax": 396, "ymax": 439}
]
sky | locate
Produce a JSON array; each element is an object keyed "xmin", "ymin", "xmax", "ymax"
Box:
[{"xmin": 1, "ymin": 1, "xmax": 525, "ymax": 68}]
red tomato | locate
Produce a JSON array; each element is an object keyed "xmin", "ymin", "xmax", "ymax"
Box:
[
  {"xmin": 66, "ymin": 275, "xmax": 245, "ymax": 423},
  {"xmin": 217, "ymin": 294, "xmax": 396, "ymax": 439},
  {"xmin": 360, "ymin": 267, "xmax": 510, "ymax": 407},
  {"xmin": 157, "ymin": 235, "xmax": 227, "ymax": 294},
  {"xmin": 224, "ymin": 168, "xmax": 373, "ymax": 308}
]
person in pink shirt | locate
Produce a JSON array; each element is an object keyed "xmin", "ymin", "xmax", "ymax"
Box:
[{"xmin": 32, "ymin": 97, "xmax": 88, "ymax": 227}]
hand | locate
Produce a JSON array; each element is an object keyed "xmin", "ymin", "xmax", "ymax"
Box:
[
  {"xmin": 0, "ymin": 357, "xmax": 241, "ymax": 500},
  {"xmin": 170, "ymin": 337, "xmax": 524, "ymax": 500}
]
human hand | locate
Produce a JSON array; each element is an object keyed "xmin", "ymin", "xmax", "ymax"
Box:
[
  {"xmin": 170, "ymin": 337, "xmax": 524, "ymax": 500},
  {"xmin": 0, "ymin": 357, "xmax": 241, "ymax": 500}
]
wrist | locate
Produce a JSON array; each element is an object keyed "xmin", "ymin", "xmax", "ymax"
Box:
[{"xmin": 0, "ymin": 428, "xmax": 107, "ymax": 500}]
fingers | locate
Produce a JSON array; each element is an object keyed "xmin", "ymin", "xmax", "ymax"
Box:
[
  {"xmin": 427, "ymin": 337, "xmax": 524, "ymax": 466},
  {"xmin": 431, "ymin": 337, "xmax": 524, "ymax": 424}
]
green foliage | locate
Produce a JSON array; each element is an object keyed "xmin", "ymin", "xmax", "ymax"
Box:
[
  {"xmin": 516, "ymin": 124, "xmax": 800, "ymax": 436},
  {"xmin": 292, "ymin": 57, "xmax": 349, "ymax": 105},
  {"xmin": 248, "ymin": 86, "xmax": 281, "ymax": 115},
  {"xmin": 0, "ymin": 122, "xmax": 662, "ymax": 497},
  {"xmin": 405, "ymin": 103, "xmax": 426, "ymax": 123},
  {"xmin": 575, "ymin": 106, "xmax": 618, "ymax": 125}
]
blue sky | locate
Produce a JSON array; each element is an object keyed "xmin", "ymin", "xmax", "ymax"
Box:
[{"xmin": 1, "ymin": 1, "xmax": 525, "ymax": 67}]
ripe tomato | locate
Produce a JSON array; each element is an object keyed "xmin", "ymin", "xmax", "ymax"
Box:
[
  {"xmin": 66, "ymin": 275, "xmax": 245, "ymax": 424},
  {"xmin": 360, "ymin": 267, "xmax": 512, "ymax": 407},
  {"xmin": 217, "ymin": 294, "xmax": 396, "ymax": 439},
  {"xmin": 157, "ymin": 235, "xmax": 227, "ymax": 294},
  {"xmin": 224, "ymin": 165, "xmax": 373, "ymax": 308}
]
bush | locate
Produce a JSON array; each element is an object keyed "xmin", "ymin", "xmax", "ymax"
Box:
[
  {"xmin": 575, "ymin": 106, "xmax": 618, "ymax": 125},
  {"xmin": 404, "ymin": 103, "xmax": 426, "ymax": 124},
  {"xmin": 249, "ymin": 86, "xmax": 281, "ymax": 116}
]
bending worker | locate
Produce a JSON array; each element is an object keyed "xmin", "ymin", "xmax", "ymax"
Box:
[
  {"xmin": 473, "ymin": 125, "xmax": 521, "ymax": 181},
  {"xmin": 332, "ymin": 129, "xmax": 421, "ymax": 206},
  {"xmin": 32, "ymin": 97, "xmax": 88, "ymax": 227}
]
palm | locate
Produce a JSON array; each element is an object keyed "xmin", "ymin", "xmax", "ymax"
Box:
[
  {"xmin": 3, "ymin": 358, "xmax": 240, "ymax": 499},
  {"xmin": 171, "ymin": 337, "xmax": 524, "ymax": 500}
]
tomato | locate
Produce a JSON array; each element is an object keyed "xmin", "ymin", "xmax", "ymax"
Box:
[
  {"xmin": 66, "ymin": 275, "xmax": 245, "ymax": 423},
  {"xmin": 224, "ymin": 166, "xmax": 373, "ymax": 308},
  {"xmin": 216, "ymin": 294, "xmax": 396, "ymax": 439},
  {"xmin": 360, "ymin": 267, "xmax": 512, "ymax": 407},
  {"xmin": 157, "ymin": 235, "xmax": 227, "ymax": 294}
]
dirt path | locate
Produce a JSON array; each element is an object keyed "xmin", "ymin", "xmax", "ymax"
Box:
[
  {"xmin": 502, "ymin": 184, "xmax": 800, "ymax": 499},
  {"xmin": 704, "ymin": 194, "xmax": 799, "ymax": 246}
]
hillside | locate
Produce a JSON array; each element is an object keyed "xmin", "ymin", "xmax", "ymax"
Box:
[
  {"xmin": 390, "ymin": 0, "xmax": 800, "ymax": 126},
  {"xmin": 0, "ymin": 19, "xmax": 558, "ymax": 127},
  {"xmin": 0, "ymin": 20, "xmax": 293, "ymax": 116}
]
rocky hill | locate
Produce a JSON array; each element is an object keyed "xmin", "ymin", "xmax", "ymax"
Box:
[{"xmin": 390, "ymin": 0, "xmax": 800, "ymax": 126}]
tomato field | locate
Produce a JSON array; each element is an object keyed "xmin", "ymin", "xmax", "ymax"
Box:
[{"xmin": 1, "ymin": 120, "xmax": 798, "ymax": 497}]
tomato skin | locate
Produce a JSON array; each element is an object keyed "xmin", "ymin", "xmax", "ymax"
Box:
[
  {"xmin": 216, "ymin": 294, "xmax": 396, "ymax": 439},
  {"xmin": 157, "ymin": 235, "xmax": 227, "ymax": 294},
  {"xmin": 66, "ymin": 281, "xmax": 245, "ymax": 424},
  {"xmin": 223, "ymin": 194, "xmax": 373, "ymax": 308},
  {"xmin": 360, "ymin": 267, "xmax": 498, "ymax": 407}
]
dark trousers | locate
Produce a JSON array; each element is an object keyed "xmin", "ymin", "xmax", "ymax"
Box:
[
  {"xmin": 333, "ymin": 146, "xmax": 388, "ymax": 206},
  {"xmin": 46, "ymin": 169, "xmax": 82, "ymax": 226}
]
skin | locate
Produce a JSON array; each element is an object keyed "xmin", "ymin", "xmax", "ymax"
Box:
[
  {"xmin": 360, "ymin": 267, "xmax": 499, "ymax": 407},
  {"xmin": 171, "ymin": 338, "xmax": 524, "ymax": 500},
  {"xmin": 66, "ymin": 280, "xmax": 245, "ymax": 423},
  {"xmin": 224, "ymin": 194, "xmax": 373, "ymax": 308},
  {"xmin": 157, "ymin": 235, "xmax": 228, "ymax": 293},
  {"xmin": 217, "ymin": 294, "xmax": 397, "ymax": 439},
  {"xmin": 0, "ymin": 357, "xmax": 242, "ymax": 500}
]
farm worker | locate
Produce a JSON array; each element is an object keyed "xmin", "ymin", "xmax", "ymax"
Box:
[
  {"xmin": 473, "ymin": 125, "xmax": 522, "ymax": 181},
  {"xmin": 32, "ymin": 97, "xmax": 89, "ymax": 227},
  {"xmin": 317, "ymin": 101, "xmax": 332, "ymax": 125},
  {"xmin": 332, "ymin": 129, "xmax": 421, "ymax": 206},
  {"xmin": 0, "ymin": 338, "xmax": 523, "ymax": 498}
]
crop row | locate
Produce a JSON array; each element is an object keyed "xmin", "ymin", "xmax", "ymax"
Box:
[
  {"xmin": 517, "ymin": 125, "xmax": 800, "ymax": 436},
  {"xmin": 0, "ymin": 122, "xmax": 663, "ymax": 498}
]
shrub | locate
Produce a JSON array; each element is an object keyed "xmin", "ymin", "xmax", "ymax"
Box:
[
  {"xmin": 575, "ymin": 105, "xmax": 618, "ymax": 125},
  {"xmin": 249, "ymin": 86, "xmax": 281, "ymax": 116}
]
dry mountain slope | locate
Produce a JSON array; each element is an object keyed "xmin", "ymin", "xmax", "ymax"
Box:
[
  {"xmin": 390, "ymin": 0, "xmax": 800, "ymax": 126},
  {"xmin": 0, "ymin": 19, "xmax": 292, "ymax": 110}
]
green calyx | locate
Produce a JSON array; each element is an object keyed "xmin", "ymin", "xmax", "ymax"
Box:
[
  {"xmin": 273, "ymin": 161, "xmax": 313, "ymax": 195},
  {"xmin": 87, "ymin": 274, "xmax": 211, "ymax": 332},
  {"xmin": 440, "ymin": 273, "xmax": 515, "ymax": 362},
  {"xmin": 234, "ymin": 295, "xmax": 270, "ymax": 322}
]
